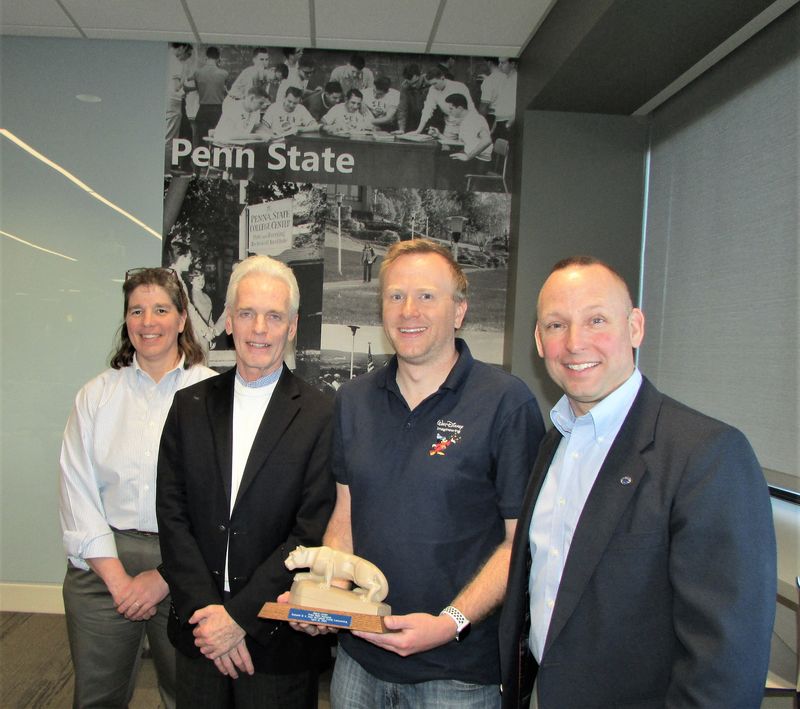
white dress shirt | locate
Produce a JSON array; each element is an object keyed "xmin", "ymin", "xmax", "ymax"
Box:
[
  {"xmin": 214, "ymin": 100, "xmax": 263, "ymax": 142},
  {"xmin": 528, "ymin": 369, "xmax": 642, "ymax": 660},
  {"xmin": 484, "ymin": 70, "xmax": 517, "ymax": 122},
  {"xmin": 59, "ymin": 355, "xmax": 216, "ymax": 569},
  {"xmin": 480, "ymin": 69, "xmax": 503, "ymax": 107}
]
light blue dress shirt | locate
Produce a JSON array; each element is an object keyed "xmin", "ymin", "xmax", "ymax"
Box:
[
  {"xmin": 59, "ymin": 355, "xmax": 216, "ymax": 569},
  {"xmin": 528, "ymin": 369, "xmax": 642, "ymax": 661}
]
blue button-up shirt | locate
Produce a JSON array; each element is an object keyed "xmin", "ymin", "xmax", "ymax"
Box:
[{"xmin": 528, "ymin": 368, "xmax": 642, "ymax": 661}]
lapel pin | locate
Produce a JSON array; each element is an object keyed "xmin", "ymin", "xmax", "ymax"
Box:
[{"xmin": 620, "ymin": 476, "xmax": 632, "ymax": 485}]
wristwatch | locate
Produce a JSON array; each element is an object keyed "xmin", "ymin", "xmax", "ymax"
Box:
[{"xmin": 439, "ymin": 605, "xmax": 471, "ymax": 642}]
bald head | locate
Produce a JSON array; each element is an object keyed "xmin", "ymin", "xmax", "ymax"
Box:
[
  {"xmin": 535, "ymin": 259, "xmax": 644, "ymax": 416},
  {"xmin": 537, "ymin": 256, "xmax": 633, "ymax": 318}
]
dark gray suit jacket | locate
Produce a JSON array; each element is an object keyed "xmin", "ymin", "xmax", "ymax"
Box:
[
  {"xmin": 499, "ymin": 377, "xmax": 776, "ymax": 708},
  {"xmin": 156, "ymin": 366, "xmax": 335, "ymax": 673}
]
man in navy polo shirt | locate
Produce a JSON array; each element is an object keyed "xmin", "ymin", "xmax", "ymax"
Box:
[{"xmin": 307, "ymin": 239, "xmax": 545, "ymax": 707}]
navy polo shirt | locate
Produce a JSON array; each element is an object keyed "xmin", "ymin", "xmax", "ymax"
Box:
[{"xmin": 333, "ymin": 339, "xmax": 545, "ymax": 685}]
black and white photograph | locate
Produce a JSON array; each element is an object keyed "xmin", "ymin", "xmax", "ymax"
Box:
[
  {"xmin": 163, "ymin": 178, "xmax": 327, "ymax": 371},
  {"xmin": 319, "ymin": 184, "xmax": 511, "ymax": 384},
  {"xmin": 163, "ymin": 43, "xmax": 518, "ymax": 387},
  {"xmin": 163, "ymin": 175, "xmax": 511, "ymax": 386},
  {"xmin": 164, "ymin": 44, "xmax": 517, "ymax": 192}
]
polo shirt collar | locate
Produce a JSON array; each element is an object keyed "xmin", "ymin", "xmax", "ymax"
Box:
[
  {"xmin": 440, "ymin": 338, "xmax": 474, "ymax": 391},
  {"xmin": 379, "ymin": 337, "xmax": 474, "ymax": 396}
]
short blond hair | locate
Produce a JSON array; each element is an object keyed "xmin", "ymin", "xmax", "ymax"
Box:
[{"xmin": 379, "ymin": 239, "xmax": 468, "ymax": 303}]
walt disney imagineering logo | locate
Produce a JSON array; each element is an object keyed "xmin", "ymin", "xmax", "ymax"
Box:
[{"xmin": 429, "ymin": 419, "xmax": 464, "ymax": 457}]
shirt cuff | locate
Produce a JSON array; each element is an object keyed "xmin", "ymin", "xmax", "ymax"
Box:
[{"xmin": 66, "ymin": 530, "xmax": 118, "ymax": 568}]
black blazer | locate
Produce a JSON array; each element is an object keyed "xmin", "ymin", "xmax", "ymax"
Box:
[
  {"xmin": 499, "ymin": 378, "xmax": 776, "ymax": 708},
  {"xmin": 157, "ymin": 366, "xmax": 335, "ymax": 673}
]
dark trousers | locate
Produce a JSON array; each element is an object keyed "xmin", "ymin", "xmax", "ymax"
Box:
[
  {"xmin": 493, "ymin": 119, "xmax": 512, "ymax": 143},
  {"xmin": 193, "ymin": 104, "xmax": 223, "ymax": 149},
  {"xmin": 176, "ymin": 650, "xmax": 319, "ymax": 709}
]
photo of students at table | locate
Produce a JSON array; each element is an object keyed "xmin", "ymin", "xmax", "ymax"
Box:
[{"xmin": 189, "ymin": 46, "xmax": 516, "ymax": 191}]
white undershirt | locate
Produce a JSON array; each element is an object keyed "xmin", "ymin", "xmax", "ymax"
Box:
[{"xmin": 224, "ymin": 375, "xmax": 277, "ymax": 590}]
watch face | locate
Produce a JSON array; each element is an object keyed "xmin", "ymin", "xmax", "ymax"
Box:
[{"xmin": 456, "ymin": 622, "xmax": 471, "ymax": 642}]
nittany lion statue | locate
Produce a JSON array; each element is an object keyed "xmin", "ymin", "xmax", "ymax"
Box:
[{"xmin": 285, "ymin": 545, "xmax": 389, "ymax": 606}]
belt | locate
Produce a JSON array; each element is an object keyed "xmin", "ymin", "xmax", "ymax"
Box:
[{"xmin": 113, "ymin": 527, "xmax": 159, "ymax": 538}]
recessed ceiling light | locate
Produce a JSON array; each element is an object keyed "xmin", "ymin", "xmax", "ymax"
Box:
[{"xmin": 76, "ymin": 94, "xmax": 101, "ymax": 103}]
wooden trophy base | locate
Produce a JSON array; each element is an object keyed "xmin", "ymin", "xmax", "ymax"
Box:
[
  {"xmin": 259, "ymin": 579, "xmax": 391, "ymax": 633},
  {"xmin": 259, "ymin": 601, "xmax": 389, "ymax": 632}
]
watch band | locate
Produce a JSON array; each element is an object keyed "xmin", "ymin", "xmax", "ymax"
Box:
[{"xmin": 439, "ymin": 605, "xmax": 471, "ymax": 641}]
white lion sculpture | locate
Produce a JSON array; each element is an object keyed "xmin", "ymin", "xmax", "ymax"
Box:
[{"xmin": 285, "ymin": 545, "xmax": 389, "ymax": 605}]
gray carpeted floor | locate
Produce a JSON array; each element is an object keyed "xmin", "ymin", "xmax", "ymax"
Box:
[
  {"xmin": 1, "ymin": 612, "xmax": 331, "ymax": 708},
  {"xmin": 0, "ymin": 611, "xmax": 161, "ymax": 708},
  {"xmin": 1, "ymin": 611, "xmax": 793, "ymax": 708}
]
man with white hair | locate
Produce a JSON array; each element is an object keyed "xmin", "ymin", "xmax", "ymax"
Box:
[{"xmin": 157, "ymin": 255, "xmax": 335, "ymax": 708}]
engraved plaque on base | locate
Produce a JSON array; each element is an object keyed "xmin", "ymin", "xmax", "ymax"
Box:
[{"xmin": 260, "ymin": 580, "xmax": 391, "ymax": 632}]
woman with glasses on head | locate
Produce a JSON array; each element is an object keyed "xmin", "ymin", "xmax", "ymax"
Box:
[{"xmin": 59, "ymin": 267, "xmax": 216, "ymax": 708}]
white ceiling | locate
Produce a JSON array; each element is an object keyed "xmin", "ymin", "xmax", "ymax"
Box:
[{"xmin": 0, "ymin": 0, "xmax": 557, "ymax": 57}]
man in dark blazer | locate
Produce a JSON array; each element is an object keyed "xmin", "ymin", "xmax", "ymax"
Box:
[
  {"xmin": 157, "ymin": 255, "xmax": 334, "ymax": 708},
  {"xmin": 499, "ymin": 256, "xmax": 776, "ymax": 709}
]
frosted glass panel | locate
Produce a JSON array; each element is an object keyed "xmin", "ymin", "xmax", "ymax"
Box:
[{"xmin": 1, "ymin": 37, "xmax": 166, "ymax": 583}]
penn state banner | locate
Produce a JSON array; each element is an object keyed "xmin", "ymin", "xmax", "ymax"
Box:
[{"xmin": 162, "ymin": 45, "xmax": 517, "ymax": 390}]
